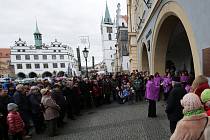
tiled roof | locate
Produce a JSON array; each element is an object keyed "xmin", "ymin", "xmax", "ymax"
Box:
[{"xmin": 0, "ymin": 48, "xmax": 11, "ymax": 58}]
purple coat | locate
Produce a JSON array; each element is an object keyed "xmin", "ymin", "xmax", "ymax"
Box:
[
  {"xmin": 145, "ymin": 80, "xmax": 159, "ymax": 101},
  {"xmin": 180, "ymin": 75, "xmax": 189, "ymax": 83},
  {"xmin": 162, "ymin": 77, "xmax": 172, "ymax": 93}
]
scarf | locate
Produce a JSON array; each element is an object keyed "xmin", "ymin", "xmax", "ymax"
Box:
[{"xmin": 183, "ymin": 108, "xmax": 205, "ymax": 116}]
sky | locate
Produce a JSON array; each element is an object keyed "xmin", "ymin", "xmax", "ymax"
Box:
[{"xmin": 0, "ymin": 0, "xmax": 127, "ymax": 66}]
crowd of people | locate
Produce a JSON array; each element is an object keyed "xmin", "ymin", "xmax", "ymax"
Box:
[{"xmin": 0, "ymin": 70, "xmax": 210, "ymax": 140}]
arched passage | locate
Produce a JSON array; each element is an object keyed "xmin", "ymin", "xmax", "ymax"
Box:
[
  {"xmin": 151, "ymin": 1, "xmax": 201, "ymax": 76},
  {"xmin": 57, "ymin": 71, "xmax": 65, "ymax": 77},
  {"xmin": 17, "ymin": 72, "xmax": 26, "ymax": 79},
  {"xmin": 42, "ymin": 71, "xmax": 52, "ymax": 78},
  {"xmin": 29, "ymin": 72, "xmax": 37, "ymax": 78},
  {"xmin": 141, "ymin": 43, "xmax": 149, "ymax": 72}
]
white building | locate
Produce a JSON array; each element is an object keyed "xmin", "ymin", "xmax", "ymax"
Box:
[
  {"xmin": 10, "ymin": 23, "xmax": 78, "ymax": 78},
  {"xmin": 101, "ymin": 2, "xmax": 128, "ymax": 73}
]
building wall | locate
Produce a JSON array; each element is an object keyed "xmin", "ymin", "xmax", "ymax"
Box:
[
  {"xmin": 133, "ymin": 0, "xmax": 210, "ymax": 77},
  {"xmin": 10, "ymin": 39, "xmax": 78, "ymax": 77}
]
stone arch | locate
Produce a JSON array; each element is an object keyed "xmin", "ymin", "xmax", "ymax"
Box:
[
  {"xmin": 28, "ymin": 72, "xmax": 37, "ymax": 78},
  {"xmin": 141, "ymin": 43, "xmax": 149, "ymax": 72},
  {"xmin": 17, "ymin": 72, "xmax": 26, "ymax": 79},
  {"xmin": 42, "ymin": 71, "xmax": 52, "ymax": 78},
  {"xmin": 151, "ymin": 1, "xmax": 201, "ymax": 76}
]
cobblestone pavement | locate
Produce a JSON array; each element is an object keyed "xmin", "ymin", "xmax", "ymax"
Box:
[{"xmin": 33, "ymin": 101, "xmax": 171, "ymax": 140}]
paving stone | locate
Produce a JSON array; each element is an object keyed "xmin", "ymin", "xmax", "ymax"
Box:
[{"xmin": 33, "ymin": 101, "xmax": 171, "ymax": 140}]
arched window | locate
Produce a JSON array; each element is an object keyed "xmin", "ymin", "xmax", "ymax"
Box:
[{"xmin": 108, "ymin": 34, "xmax": 112, "ymax": 40}]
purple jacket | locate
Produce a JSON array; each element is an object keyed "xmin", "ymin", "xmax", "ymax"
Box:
[
  {"xmin": 145, "ymin": 80, "xmax": 159, "ymax": 101},
  {"xmin": 162, "ymin": 77, "xmax": 172, "ymax": 93},
  {"xmin": 180, "ymin": 76, "xmax": 189, "ymax": 83}
]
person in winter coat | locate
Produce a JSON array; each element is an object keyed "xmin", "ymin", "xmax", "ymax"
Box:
[
  {"xmin": 191, "ymin": 75, "xmax": 210, "ymax": 97},
  {"xmin": 145, "ymin": 75, "xmax": 159, "ymax": 118},
  {"xmin": 28, "ymin": 86, "xmax": 45, "ymax": 134},
  {"xmin": 90, "ymin": 80, "xmax": 101, "ymax": 107},
  {"xmin": 162, "ymin": 73, "xmax": 172, "ymax": 101},
  {"xmin": 41, "ymin": 88, "xmax": 60, "ymax": 137},
  {"xmin": 13, "ymin": 84, "xmax": 32, "ymax": 137},
  {"xmin": 7, "ymin": 103, "xmax": 25, "ymax": 140},
  {"xmin": 165, "ymin": 81, "xmax": 186, "ymax": 134},
  {"xmin": 51, "ymin": 84, "xmax": 66, "ymax": 127},
  {"xmin": 170, "ymin": 93, "xmax": 210, "ymax": 140},
  {"xmin": 63, "ymin": 81, "xmax": 76, "ymax": 120},
  {"xmin": 132, "ymin": 75, "xmax": 144, "ymax": 102},
  {"xmin": 201, "ymin": 89, "xmax": 210, "ymax": 116},
  {"xmin": 0, "ymin": 85, "xmax": 13, "ymax": 140}
]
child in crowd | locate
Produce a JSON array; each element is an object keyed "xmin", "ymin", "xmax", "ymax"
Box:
[
  {"xmin": 201, "ymin": 89, "xmax": 210, "ymax": 116},
  {"xmin": 7, "ymin": 103, "xmax": 25, "ymax": 140}
]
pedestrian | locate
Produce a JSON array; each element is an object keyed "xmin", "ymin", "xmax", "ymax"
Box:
[
  {"xmin": 51, "ymin": 84, "xmax": 66, "ymax": 127},
  {"xmin": 201, "ymin": 89, "xmax": 210, "ymax": 116},
  {"xmin": 63, "ymin": 80, "xmax": 76, "ymax": 120},
  {"xmin": 145, "ymin": 75, "xmax": 159, "ymax": 118},
  {"xmin": 28, "ymin": 86, "xmax": 45, "ymax": 134},
  {"xmin": 170, "ymin": 93, "xmax": 210, "ymax": 140},
  {"xmin": 132, "ymin": 75, "xmax": 144, "ymax": 102},
  {"xmin": 0, "ymin": 85, "xmax": 13, "ymax": 140},
  {"xmin": 41, "ymin": 88, "xmax": 60, "ymax": 137},
  {"xmin": 165, "ymin": 81, "xmax": 186, "ymax": 134},
  {"xmin": 7, "ymin": 103, "xmax": 25, "ymax": 140},
  {"xmin": 13, "ymin": 84, "xmax": 32, "ymax": 138},
  {"xmin": 162, "ymin": 73, "xmax": 172, "ymax": 101},
  {"xmin": 191, "ymin": 75, "xmax": 210, "ymax": 97}
]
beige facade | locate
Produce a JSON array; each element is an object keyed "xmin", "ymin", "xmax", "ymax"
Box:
[{"xmin": 127, "ymin": 0, "xmax": 136, "ymax": 72}]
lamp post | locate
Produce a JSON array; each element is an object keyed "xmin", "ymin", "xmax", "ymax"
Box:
[{"xmin": 82, "ymin": 47, "xmax": 89, "ymax": 78}]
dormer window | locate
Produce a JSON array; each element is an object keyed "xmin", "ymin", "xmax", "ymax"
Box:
[
  {"xmin": 53, "ymin": 45, "xmax": 55, "ymax": 47},
  {"xmin": 58, "ymin": 45, "xmax": 60, "ymax": 47},
  {"xmin": 54, "ymin": 50, "xmax": 56, "ymax": 52},
  {"xmin": 17, "ymin": 44, "xmax": 19, "ymax": 46},
  {"xmin": 17, "ymin": 50, "xmax": 20, "ymax": 52},
  {"xmin": 22, "ymin": 44, "xmax": 24, "ymax": 46}
]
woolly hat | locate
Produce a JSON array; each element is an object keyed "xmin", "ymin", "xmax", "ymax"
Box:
[
  {"xmin": 181, "ymin": 92, "xmax": 203, "ymax": 113},
  {"xmin": 7, "ymin": 103, "xmax": 18, "ymax": 111},
  {"xmin": 201, "ymin": 89, "xmax": 210, "ymax": 103},
  {"xmin": 40, "ymin": 88, "xmax": 49, "ymax": 95}
]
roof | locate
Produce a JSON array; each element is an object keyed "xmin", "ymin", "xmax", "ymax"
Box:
[
  {"xmin": 0, "ymin": 48, "xmax": 10, "ymax": 58},
  {"xmin": 34, "ymin": 20, "xmax": 41, "ymax": 34},
  {"xmin": 104, "ymin": 1, "xmax": 112, "ymax": 24},
  {"xmin": 121, "ymin": 15, "xmax": 128, "ymax": 24}
]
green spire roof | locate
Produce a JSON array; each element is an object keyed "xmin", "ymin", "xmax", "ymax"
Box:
[
  {"xmin": 104, "ymin": 1, "xmax": 112, "ymax": 23},
  {"xmin": 34, "ymin": 20, "xmax": 41, "ymax": 34}
]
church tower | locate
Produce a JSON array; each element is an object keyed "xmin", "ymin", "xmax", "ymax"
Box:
[
  {"xmin": 101, "ymin": 1, "xmax": 116, "ymax": 73},
  {"xmin": 34, "ymin": 21, "xmax": 42, "ymax": 49}
]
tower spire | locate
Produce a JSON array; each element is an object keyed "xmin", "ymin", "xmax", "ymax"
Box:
[
  {"xmin": 35, "ymin": 20, "xmax": 40, "ymax": 34},
  {"xmin": 104, "ymin": 1, "xmax": 112, "ymax": 24},
  {"xmin": 34, "ymin": 20, "xmax": 42, "ymax": 49}
]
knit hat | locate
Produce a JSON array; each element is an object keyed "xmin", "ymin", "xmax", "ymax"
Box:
[
  {"xmin": 201, "ymin": 89, "xmax": 210, "ymax": 103},
  {"xmin": 181, "ymin": 92, "xmax": 203, "ymax": 113},
  {"xmin": 7, "ymin": 103, "xmax": 18, "ymax": 111},
  {"xmin": 40, "ymin": 88, "xmax": 49, "ymax": 95}
]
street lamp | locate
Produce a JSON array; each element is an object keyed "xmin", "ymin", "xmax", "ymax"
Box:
[{"xmin": 82, "ymin": 47, "xmax": 89, "ymax": 78}]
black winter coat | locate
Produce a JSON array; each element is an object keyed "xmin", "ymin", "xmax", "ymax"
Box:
[{"xmin": 165, "ymin": 83, "xmax": 186, "ymax": 121}]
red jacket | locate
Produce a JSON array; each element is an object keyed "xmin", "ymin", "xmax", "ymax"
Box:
[
  {"xmin": 194, "ymin": 82, "xmax": 210, "ymax": 97},
  {"xmin": 7, "ymin": 111, "xmax": 25, "ymax": 134}
]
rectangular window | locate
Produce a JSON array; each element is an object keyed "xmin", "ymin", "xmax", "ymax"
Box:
[
  {"xmin": 25, "ymin": 55, "xmax": 30, "ymax": 60},
  {"xmin": 26, "ymin": 64, "xmax": 31, "ymax": 69},
  {"xmin": 16, "ymin": 55, "xmax": 21, "ymax": 60},
  {"xmin": 53, "ymin": 63, "xmax": 58, "ymax": 68},
  {"xmin": 60, "ymin": 63, "xmax": 65, "ymax": 68},
  {"xmin": 43, "ymin": 63, "xmax": 48, "ymax": 68},
  {"xmin": 52, "ymin": 55, "xmax": 56, "ymax": 60},
  {"xmin": 34, "ymin": 55, "xmax": 39, "ymax": 60},
  {"xmin": 35, "ymin": 64, "xmax": 40, "ymax": 69},
  {"xmin": 60, "ymin": 55, "xmax": 64, "ymax": 59},
  {"xmin": 17, "ymin": 64, "xmax": 22, "ymax": 69},
  {"xmin": 43, "ymin": 55, "xmax": 47, "ymax": 60},
  {"xmin": 107, "ymin": 27, "xmax": 113, "ymax": 33}
]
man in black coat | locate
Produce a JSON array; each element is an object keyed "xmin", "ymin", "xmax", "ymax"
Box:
[
  {"xmin": 0, "ymin": 86, "xmax": 13, "ymax": 140},
  {"xmin": 165, "ymin": 81, "xmax": 187, "ymax": 134}
]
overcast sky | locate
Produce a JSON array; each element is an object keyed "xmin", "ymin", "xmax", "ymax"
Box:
[{"xmin": 0, "ymin": 0, "xmax": 127, "ymax": 65}]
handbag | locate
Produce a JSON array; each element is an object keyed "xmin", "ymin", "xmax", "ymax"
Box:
[{"xmin": 197, "ymin": 117, "xmax": 208, "ymax": 140}]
